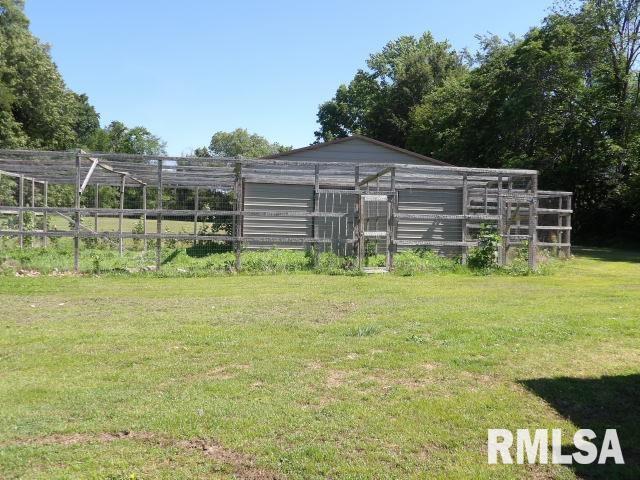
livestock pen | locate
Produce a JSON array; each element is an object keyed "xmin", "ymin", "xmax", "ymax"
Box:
[{"xmin": 0, "ymin": 146, "xmax": 572, "ymax": 272}]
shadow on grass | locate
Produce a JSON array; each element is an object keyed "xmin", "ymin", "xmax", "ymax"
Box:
[
  {"xmin": 573, "ymin": 247, "xmax": 640, "ymax": 263},
  {"xmin": 521, "ymin": 374, "xmax": 640, "ymax": 479},
  {"xmin": 185, "ymin": 242, "xmax": 233, "ymax": 258},
  {"xmin": 161, "ymin": 248, "xmax": 181, "ymax": 265}
]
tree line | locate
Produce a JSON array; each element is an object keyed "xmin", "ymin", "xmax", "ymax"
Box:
[{"xmin": 316, "ymin": 0, "xmax": 640, "ymax": 243}]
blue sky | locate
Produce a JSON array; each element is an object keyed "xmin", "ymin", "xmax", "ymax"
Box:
[{"xmin": 26, "ymin": 0, "xmax": 554, "ymax": 155}]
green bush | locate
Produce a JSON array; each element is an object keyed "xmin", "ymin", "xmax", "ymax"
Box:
[
  {"xmin": 467, "ymin": 224, "xmax": 501, "ymax": 270},
  {"xmin": 131, "ymin": 217, "xmax": 145, "ymax": 249},
  {"xmin": 90, "ymin": 252, "xmax": 104, "ymax": 274},
  {"xmin": 22, "ymin": 211, "xmax": 35, "ymax": 247},
  {"xmin": 0, "ymin": 241, "xmax": 560, "ymax": 277},
  {"xmin": 81, "ymin": 236, "xmax": 99, "ymax": 249},
  {"xmin": 203, "ymin": 251, "xmax": 236, "ymax": 272},
  {"xmin": 192, "ymin": 221, "xmax": 233, "ymax": 253}
]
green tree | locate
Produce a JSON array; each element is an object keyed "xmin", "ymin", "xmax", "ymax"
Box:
[
  {"xmin": 0, "ymin": 0, "xmax": 100, "ymax": 149},
  {"xmin": 192, "ymin": 146, "xmax": 210, "ymax": 157},
  {"xmin": 208, "ymin": 128, "xmax": 290, "ymax": 158},
  {"xmin": 407, "ymin": 0, "xmax": 640, "ymax": 241},
  {"xmin": 72, "ymin": 93, "xmax": 100, "ymax": 146},
  {"xmin": 86, "ymin": 121, "xmax": 166, "ymax": 155},
  {"xmin": 315, "ymin": 32, "xmax": 465, "ymax": 147}
]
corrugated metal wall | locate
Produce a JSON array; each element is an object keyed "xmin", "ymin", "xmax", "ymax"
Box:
[
  {"xmin": 243, "ymin": 182, "xmax": 313, "ymax": 249},
  {"xmin": 396, "ymin": 188, "xmax": 463, "ymax": 255},
  {"xmin": 243, "ymin": 183, "xmax": 464, "ymax": 256},
  {"xmin": 243, "ymin": 183, "xmax": 357, "ymax": 254}
]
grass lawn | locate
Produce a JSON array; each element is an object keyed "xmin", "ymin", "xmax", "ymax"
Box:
[
  {"xmin": 0, "ymin": 248, "xmax": 638, "ymax": 479},
  {"xmin": 1, "ymin": 213, "xmax": 202, "ymax": 234}
]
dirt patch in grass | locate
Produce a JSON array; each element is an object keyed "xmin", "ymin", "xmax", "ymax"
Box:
[
  {"xmin": 305, "ymin": 360, "xmax": 323, "ymax": 370},
  {"xmin": 362, "ymin": 364, "xmax": 446, "ymax": 392},
  {"xmin": 291, "ymin": 300, "xmax": 359, "ymax": 324},
  {"xmin": 416, "ymin": 442, "xmax": 445, "ymax": 462},
  {"xmin": 523, "ymin": 463, "xmax": 558, "ymax": 480},
  {"xmin": 202, "ymin": 364, "xmax": 252, "ymax": 381},
  {"xmin": 326, "ymin": 301, "xmax": 358, "ymax": 320},
  {"xmin": 459, "ymin": 370, "xmax": 499, "ymax": 386},
  {"xmin": 323, "ymin": 364, "xmax": 450, "ymax": 393},
  {"xmin": 177, "ymin": 438, "xmax": 281, "ymax": 479},
  {"xmin": 326, "ymin": 370, "xmax": 349, "ymax": 388},
  {"xmin": 3, "ymin": 431, "xmax": 281, "ymax": 479}
]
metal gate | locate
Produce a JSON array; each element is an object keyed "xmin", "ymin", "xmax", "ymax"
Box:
[{"xmin": 356, "ymin": 193, "xmax": 393, "ymax": 272}]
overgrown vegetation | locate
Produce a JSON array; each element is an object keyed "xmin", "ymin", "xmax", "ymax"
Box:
[
  {"xmin": 393, "ymin": 248, "xmax": 462, "ymax": 276},
  {"xmin": 0, "ymin": 242, "xmax": 556, "ymax": 277},
  {"xmin": 467, "ymin": 224, "xmax": 501, "ymax": 271}
]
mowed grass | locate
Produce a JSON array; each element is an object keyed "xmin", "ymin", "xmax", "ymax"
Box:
[
  {"xmin": 0, "ymin": 248, "xmax": 638, "ymax": 479},
  {"xmin": 1, "ymin": 213, "xmax": 199, "ymax": 235},
  {"xmin": 48, "ymin": 215, "xmax": 195, "ymax": 234}
]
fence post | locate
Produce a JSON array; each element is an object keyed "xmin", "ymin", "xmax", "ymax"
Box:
[
  {"xmin": 156, "ymin": 159, "xmax": 163, "ymax": 271},
  {"xmin": 118, "ymin": 175, "xmax": 125, "ymax": 256},
  {"xmin": 497, "ymin": 175, "xmax": 505, "ymax": 266},
  {"xmin": 43, "ymin": 181, "xmax": 48, "ymax": 248},
  {"xmin": 74, "ymin": 151, "xmax": 81, "ymax": 272},
  {"xmin": 354, "ymin": 166, "xmax": 362, "ymax": 269},
  {"xmin": 313, "ymin": 164, "xmax": 320, "ymax": 267},
  {"xmin": 142, "ymin": 185, "xmax": 147, "ymax": 252},
  {"xmin": 528, "ymin": 174, "xmax": 538, "ymax": 269},
  {"xmin": 387, "ymin": 167, "xmax": 396, "ymax": 270},
  {"xmin": 506, "ymin": 177, "xmax": 513, "ymax": 262},
  {"xmin": 461, "ymin": 174, "xmax": 468, "ymax": 264},
  {"xmin": 565, "ymin": 194, "xmax": 572, "ymax": 258},
  {"xmin": 193, "ymin": 186, "xmax": 199, "ymax": 247},
  {"xmin": 94, "ymin": 183, "xmax": 99, "ymax": 232},
  {"xmin": 557, "ymin": 195, "xmax": 563, "ymax": 256},
  {"xmin": 18, "ymin": 175, "xmax": 24, "ymax": 249},
  {"xmin": 234, "ymin": 162, "xmax": 243, "ymax": 271}
]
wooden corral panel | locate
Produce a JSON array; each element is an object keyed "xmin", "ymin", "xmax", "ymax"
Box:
[
  {"xmin": 316, "ymin": 191, "xmax": 356, "ymax": 255},
  {"xmin": 243, "ymin": 183, "xmax": 313, "ymax": 249},
  {"xmin": 397, "ymin": 188, "xmax": 463, "ymax": 255}
]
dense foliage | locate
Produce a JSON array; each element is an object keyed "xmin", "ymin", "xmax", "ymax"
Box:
[
  {"xmin": 86, "ymin": 120, "xmax": 166, "ymax": 156},
  {"xmin": 196, "ymin": 128, "xmax": 291, "ymax": 158},
  {"xmin": 317, "ymin": 0, "xmax": 640, "ymax": 243},
  {"xmin": 467, "ymin": 224, "xmax": 502, "ymax": 270},
  {"xmin": 315, "ymin": 33, "xmax": 465, "ymax": 148}
]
